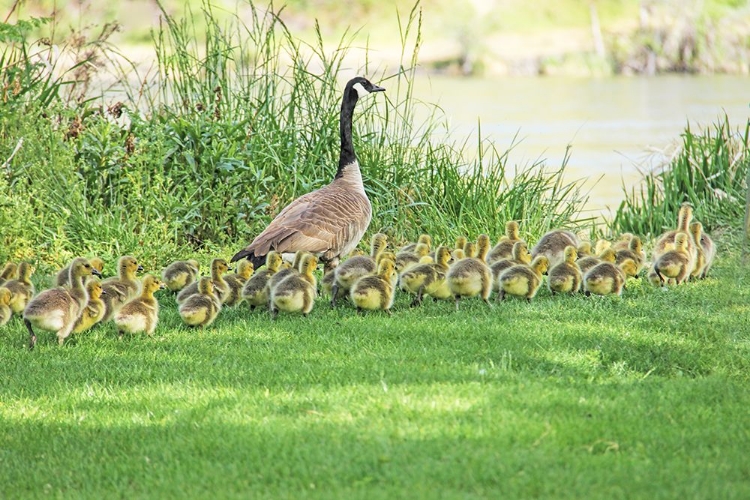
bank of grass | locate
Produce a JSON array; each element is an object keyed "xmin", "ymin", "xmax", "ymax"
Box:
[{"xmin": 1, "ymin": 245, "xmax": 749, "ymax": 498}]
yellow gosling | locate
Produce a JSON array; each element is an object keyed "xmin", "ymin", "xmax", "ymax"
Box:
[
  {"xmin": 583, "ymin": 259, "xmax": 637, "ymax": 296},
  {"xmin": 611, "ymin": 233, "xmax": 634, "ymax": 251},
  {"xmin": 447, "ymin": 234, "xmax": 492, "ymax": 310},
  {"xmin": 491, "ymin": 241, "xmax": 532, "ymax": 296},
  {"xmin": 653, "ymin": 232, "xmax": 692, "ymax": 286},
  {"xmin": 594, "ymin": 239, "xmax": 612, "ymax": 255},
  {"xmin": 400, "ymin": 234, "xmax": 432, "ymax": 253},
  {"xmin": 101, "ymin": 256, "xmax": 143, "ymax": 322},
  {"xmin": 114, "ymin": 275, "xmax": 165, "ymax": 338},
  {"xmin": 162, "ymin": 259, "xmax": 200, "ymax": 292},
  {"xmin": 487, "ymin": 221, "xmax": 523, "ymax": 264},
  {"xmin": 577, "ymin": 248, "xmax": 617, "ymax": 275},
  {"xmin": 653, "ymin": 202, "xmax": 697, "ymax": 271},
  {"xmin": 615, "ymin": 235, "xmax": 646, "ymax": 276},
  {"xmin": 576, "ymin": 241, "xmax": 593, "ymax": 258},
  {"xmin": 395, "ymin": 243, "xmax": 430, "ymax": 273},
  {"xmin": 72, "ymin": 280, "xmax": 106, "ymax": 335},
  {"xmin": 270, "ymin": 254, "xmax": 319, "ymax": 319},
  {"xmin": 452, "ymin": 236, "xmax": 468, "ymax": 260},
  {"xmin": 266, "ymin": 251, "xmax": 309, "ymax": 299},
  {"xmin": 3, "ymin": 261, "xmax": 35, "ymax": 314},
  {"xmin": 332, "ymin": 233, "xmax": 388, "ymax": 306},
  {"xmin": 0, "ymin": 262, "xmax": 18, "ymax": 286},
  {"xmin": 547, "ymin": 246, "xmax": 582, "ymax": 295},
  {"xmin": 179, "ymin": 277, "xmax": 222, "ymax": 328},
  {"xmin": 531, "ymin": 229, "xmax": 581, "ymax": 268},
  {"xmin": 23, "ymin": 258, "xmax": 101, "ymax": 349},
  {"xmin": 350, "ymin": 258, "xmax": 397, "ymax": 315},
  {"xmin": 0, "ymin": 287, "xmax": 12, "ymax": 326},
  {"xmin": 690, "ymin": 221, "xmax": 716, "ymax": 279},
  {"xmin": 399, "ymin": 246, "xmax": 452, "ymax": 306},
  {"xmin": 177, "ymin": 258, "xmax": 231, "ymax": 304},
  {"xmin": 56, "ymin": 257, "xmax": 105, "ymax": 287},
  {"xmin": 223, "ymin": 259, "xmax": 255, "ymax": 306},
  {"xmin": 241, "ymin": 251, "xmax": 284, "ymax": 311},
  {"xmin": 498, "ymin": 255, "xmax": 549, "ymax": 302}
]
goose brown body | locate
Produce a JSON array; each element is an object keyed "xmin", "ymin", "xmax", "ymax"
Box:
[
  {"xmin": 23, "ymin": 258, "xmax": 100, "ymax": 348},
  {"xmin": 231, "ymin": 77, "xmax": 385, "ymax": 273},
  {"xmin": 531, "ymin": 229, "xmax": 581, "ymax": 268}
]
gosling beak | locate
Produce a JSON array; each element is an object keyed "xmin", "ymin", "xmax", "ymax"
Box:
[
  {"xmin": 92, "ymin": 269, "xmax": 102, "ymax": 277},
  {"xmin": 137, "ymin": 265, "xmax": 144, "ymax": 272},
  {"xmin": 101, "ymin": 289, "xmax": 107, "ymax": 295}
]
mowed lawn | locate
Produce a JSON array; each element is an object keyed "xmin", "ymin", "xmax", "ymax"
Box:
[{"xmin": 1, "ymin": 249, "xmax": 749, "ymax": 499}]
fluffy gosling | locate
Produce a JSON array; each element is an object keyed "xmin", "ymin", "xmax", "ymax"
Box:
[
  {"xmin": 0, "ymin": 262, "xmax": 18, "ymax": 286},
  {"xmin": 531, "ymin": 229, "xmax": 581, "ymax": 269},
  {"xmin": 0, "ymin": 287, "xmax": 12, "ymax": 326},
  {"xmin": 399, "ymin": 246, "xmax": 452, "ymax": 306},
  {"xmin": 583, "ymin": 259, "xmax": 637, "ymax": 296},
  {"xmin": 498, "ymin": 255, "xmax": 550, "ymax": 302},
  {"xmin": 332, "ymin": 233, "xmax": 388, "ymax": 306},
  {"xmin": 689, "ymin": 221, "xmax": 716, "ymax": 279},
  {"xmin": 56, "ymin": 257, "xmax": 105, "ymax": 287},
  {"xmin": 23, "ymin": 258, "xmax": 101, "ymax": 349},
  {"xmin": 547, "ymin": 246, "xmax": 582, "ymax": 295},
  {"xmin": 490, "ymin": 241, "xmax": 532, "ymax": 296},
  {"xmin": 615, "ymin": 235, "xmax": 646, "ymax": 276},
  {"xmin": 71, "ymin": 280, "xmax": 106, "ymax": 335},
  {"xmin": 162, "ymin": 259, "xmax": 200, "ymax": 292},
  {"xmin": 242, "ymin": 251, "xmax": 284, "ymax": 311},
  {"xmin": 101, "ymin": 256, "xmax": 143, "ymax": 322},
  {"xmin": 179, "ymin": 277, "xmax": 222, "ymax": 328},
  {"xmin": 114, "ymin": 275, "xmax": 165, "ymax": 338},
  {"xmin": 3, "ymin": 261, "xmax": 35, "ymax": 314},
  {"xmin": 447, "ymin": 234, "xmax": 492, "ymax": 310},
  {"xmin": 222, "ymin": 259, "xmax": 255, "ymax": 306},
  {"xmin": 653, "ymin": 232, "xmax": 692, "ymax": 286},
  {"xmin": 270, "ymin": 254, "xmax": 319, "ymax": 319},
  {"xmin": 177, "ymin": 258, "xmax": 231, "ymax": 305},
  {"xmin": 487, "ymin": 221, "xmax": 523, "ymax": 264},
  {"xmin": 350, "ymin": 258, "xmax": 397, "ymax": 315},
  {"xmin": 577, "ymin": 248, "xmax": 617, "ymax": 275}
]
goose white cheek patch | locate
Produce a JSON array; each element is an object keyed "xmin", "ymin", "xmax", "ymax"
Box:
[{"xmin": 353, "ymin": 82, "xmax": 368, "ymax": 98}]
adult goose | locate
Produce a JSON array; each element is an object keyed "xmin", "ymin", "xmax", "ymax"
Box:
[{"xmin": 231, "ymin": 77, "xmax": 386, "ymax": 273}]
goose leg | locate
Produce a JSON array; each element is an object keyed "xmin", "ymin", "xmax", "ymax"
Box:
[{"xmin": 24, "ymin": 319, "xmax": 36, "ymax": 350}]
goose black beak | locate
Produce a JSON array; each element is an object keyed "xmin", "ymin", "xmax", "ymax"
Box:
[
  {"xmin": 92, "ymin": 269, "xmax": 102, "ymax": 277},
  {"xmin": 372, "ymin": 84, "xmax": 385, "ymax": 93}
]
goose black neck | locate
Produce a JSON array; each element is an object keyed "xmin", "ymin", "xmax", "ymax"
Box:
[{"xmin": 336, "ymin": 88, "xmax": 359, "ymax": 179}]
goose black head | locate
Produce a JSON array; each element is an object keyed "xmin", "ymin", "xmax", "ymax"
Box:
[{"xmin": 346, "ymin": 77, "xmax": 385, "ymax": 102}]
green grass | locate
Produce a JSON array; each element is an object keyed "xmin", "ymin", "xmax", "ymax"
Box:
[{"xmin": 1, "ymin": 246, "xmax": 749, "ymax": 498}]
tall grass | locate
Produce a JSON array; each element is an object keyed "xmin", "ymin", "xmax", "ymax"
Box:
[
  {"xmin": 0, "ymin": 0, "xmax": 589, "ymax": 271},
  {"xmin": 611, "ymin": 116, "xmax": 750, "ymax": 237}
]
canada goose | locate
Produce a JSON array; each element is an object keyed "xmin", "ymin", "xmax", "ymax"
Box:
[
  {"xmin": 653, "ymin": 232, "xmax": 692, "ymax": 286},
  {"xmin": 689, "ymin": 221, "xmax": 716, "ymax": 279},
  {"xmin": 0, "ymin": 262, "xmax": 18, "ymax": 286},
  {"xmin": 176, "ymin": 258, "xmax": 231, "ymax": 304},
  {"xmin": 490, "ymin": 241, "xmax": 532, "ymax": 295},
  {"xmin": 0, "ymin": 287, "xmax": 12, "ymax": 326},
  {"xmin": 100, "ymin": 256, "xmax": 143, "ymax": 322},
  {"xmin": 3, "ymin": 261, "xmax": 35, "ymax": 314},
  {"xmin": 331, "ymin": 232, "xmax": 388, "ymax": 306},
  {"xmin": 161, "ymin": 259, "xmax": 200, "ymax": 292},
  {"xmin": 114, "ymin": 274, "xmax": 165, "ymax": 338},
  {"xmin": 615, "ymin": 235, "xmax": 646, "ymax": 276},
  {"xmin": 56, "ymin": 257, "xmax": 105, "ymax": 287},
  {"xmin": 653, "ymin": 202, "xmax": 697, "ymax": 267},
  {"xmin": 487, "ymin": 221, "xmax": 523, "ymax": 264},
  {"xmin": 547, "ymin": 246, "xmax": 582, "ymax": 295},
  {"xmin": 231, "ymin": 77, "xmax": 385, "ymax": 274},
  {"xmin": 71, "ymin": 280, "xmax": 106, "ymax": 335},
  {"xmin": 400, "ymin": 234, "xmax": 432, "ymax": 253},
  {"xmin": 223, "ymin": 259, "xmax": 255, "ymax": 306},
  {"xmin": 241, "ymin": 251, "xmax": 284, "ymax": 310},
  {"xmin": 497, "ymin": 255, "xmax": 550, "ymax": 302},
  {"xmin": 394, "ymin": 242, "xmax": 430, "ymax": 273},
  {"xmin": 23, "ymin": 258, "xmax": 101, "ymax": 349},
  {"xmin": 179, "ymin": 277, "xmax": 222, "ymax": 328},
  {"xmin": 270, "ymin": 254, "xmax": 319, "ymax": 319},
  {"xmin": 447, "ymin": 234, "xmax": 492, "ymax": 310},
  {"xmin": 399, "ymin": 246, "xmax": 452, "ymax": 306},
  {"xmin": 583, "ymin": 259, "xmax": 637, "ymax": 296},
  {"xmin": 350, "ymin": 258, "xmax": 397, "ymax": 315},
  {"xmin": 577, "ymin": 247, "xmax": 617, "ymax": 275},
  {"xmin": 531, "ymin": 229, "xmax": 581, "ymax": 269}
]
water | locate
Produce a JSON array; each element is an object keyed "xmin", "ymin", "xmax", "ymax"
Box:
[{"xmin": 411, "ymin": 75, "xmax": 750, "ymax": 219}]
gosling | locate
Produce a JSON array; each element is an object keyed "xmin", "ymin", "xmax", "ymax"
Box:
[
  {"xmin": 498, "ymin": 255, "xmax": 550, "ymax": 302},
  {"xmin": 270, "ymin": 254, "xmax": 319, "ymax": 319},
  {"xmin": 350, "ymin": 258, "xmax": 397, "ymax": 315},
  {"xmin": 177, "ymin": 258, "xmax": 231, "ymax": 304},
  {"xmin": 447, "ymin": 234, "xmax": 492, "ymax": 310},
  {"xmin": 583, "ymin": 259, "xmax": 637, "ymax": 296},
  {"xmin": 223, "ymin": 259, "xmax": 255, "ymax": 306},
  {"xmin": 56, "ymin": 257, "xmax": 105, "ymax": 287},
  {"xmin": 487, "ymin": 221, "xmax": 523, "ymax": 264},
  {"xmin": 399, "ymin": 246, "xmax": 452, "ymax": 306},
  {"xmin": 101, "ymin": 256, "xmax": 143, "ymax": 322},
  {"xmin": 490, "ymin": 241, "xmax": 532, "ymax": 296},
  {"xmin": 179, "ymin": 276, "xmax": 222, "ymax": 328},
  {"xmin": 3, "ymin": 261, "xmax": 35, "ymax": 314},
  {"xmin": 577, "ymin": 248, "xmax": 617, "ymax": 275},
  {"xmin": 71, "ymin": 280, "xmax": 107, "ymax": 335},
  {"xmin": 689, "ymin": 221, "xmax": 716, "ymax": 279},
  {"xmin": 653, "ymin": 232, "xmax": 692, "ymax": 286},
  {"xmin": 114, "ymin": 274, "xmax": 165, "ymax": 338},
  {"xmin": 0, "ymin": 287, "xmax": 12, "ymax": 326},
  {"xmin": 242, "ymin": 251, "xmax": 284, "ymax": 310},
  {"xmin": 0, "ymin": 262, "xmax": 18, "ymax": 286},
  {"xmin": 23, "ymin": 258, "xmax": 101, "ymax": 349},
  {"xmin": 547, "ymin": 246, "xmax": 582, "ymax": 295},
  {"xmin": 162, "ymin": 259, "xmax": 200, "ymax": 292},
  {"xmin": 332, "ymin": 233, "xmax": 388, "ymax": 306}
]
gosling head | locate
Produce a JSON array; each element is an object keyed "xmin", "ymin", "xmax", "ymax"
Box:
[{"xmin": 197, "ymin": 276, "xmax": 215, "ymax": 296}]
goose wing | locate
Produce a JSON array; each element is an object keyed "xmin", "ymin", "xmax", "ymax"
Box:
[{"xmin": 232, "ymin": 184, "xmax": 371, "ymax": 264}]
